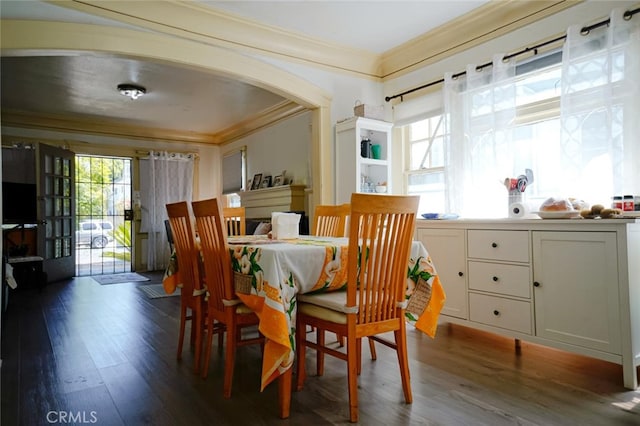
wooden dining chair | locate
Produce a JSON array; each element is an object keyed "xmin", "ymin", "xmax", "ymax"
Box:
[
  {"xmin": 296, "ymin": 193, "xmax": 419, "ymax": 423},
  {"xmin": 312, "ymin": 203, "xmax": 350, "ymax": 237},
  {"xmin": 310, "ymin": 203, "xmax": 351, "ymax": 343},
  {"xmin": 222, "ymin": 206, "xmax": 246, "ymax": 236},
  {"xmin": 192, "ymin": 198, "xmax": 263, "ymax": 398},
  {"xmin": 166, "ymin": 201, "xmax": 209, "ymax": 374}
]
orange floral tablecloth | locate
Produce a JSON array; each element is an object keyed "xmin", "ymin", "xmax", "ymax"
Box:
[{"xmin": 163, "ymin": 235, "xmax": 446, "ymax": 391}]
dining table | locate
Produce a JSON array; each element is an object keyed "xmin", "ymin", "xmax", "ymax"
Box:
[{"xmin": 163, "ymin": 234, "xmax": 446, "ymax": 392}]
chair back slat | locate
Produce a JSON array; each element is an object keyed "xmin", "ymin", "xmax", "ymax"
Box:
[
  {"xmin": 164, "ymin": 219, "xmax": 174, "ymax": 252},
  {"xmin": 193, "ymin": 199, "xmax": 235, "ymax": 313},
  {"xmin": 312, "ymin": 203, "xmax": 350, "ymax": 237},
  {"xmin": 166, "ymin": 201, "xmax": 203, "ymax": 303},
  {"xmin": 223, "ymin": 206, "xmax": 246, "ymax": 236},
  {"xmin": 347, "ymin": 194, "xmax": 418, "ymax": 325}
]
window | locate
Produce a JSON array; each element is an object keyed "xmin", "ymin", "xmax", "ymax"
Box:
[
  {"xmin": 402, "ymin": 53, "xmax": 567, "ymax": 216},
  {"xmin": 404, "ymin": 113, "xmax": 446, "ymax": 214}
]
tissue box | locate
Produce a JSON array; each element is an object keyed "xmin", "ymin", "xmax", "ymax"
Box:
[
  {"xmin": 271, "ymin": 212, "xmax": 301, "ymax": 239},
  {"xmin": 354, "ymin": 104, "xmax": 384, "ymax": 120}
]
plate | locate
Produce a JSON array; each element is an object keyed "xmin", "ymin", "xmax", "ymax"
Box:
[
  {"xmin": 534, "ymin": 210, "xmax": 582, "ymax": 219},
  {"xmin": 421, "ymin": 213, "xmax": 459, "ymax": 220}
]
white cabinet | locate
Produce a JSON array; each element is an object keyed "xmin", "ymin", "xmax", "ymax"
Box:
[
  {"xmin": 335, "ymin": 117, "xmax": 392, "ymax": 204},
  {"xmin": 469, "ymin": 293, "xmax": 532, "ymax": 334},
  {"xmin": 467, "ymin": 230, "xmax": 533, "ymax": 335},
  {"xmin": 532, "ymin": 231, "xmax": 621, "ymax": 354},
  {"xmin": 416, "ymin": 228, "xmax": 467, "ymax": 319},
  {"xmin": 416, "ymin": 218, "xmax": 640, "ymax": 389}
]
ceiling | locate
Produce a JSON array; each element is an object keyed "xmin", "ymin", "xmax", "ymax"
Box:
[{"xmin": 0, "ymin": 0, "xmax": 489, "ymax": 144}]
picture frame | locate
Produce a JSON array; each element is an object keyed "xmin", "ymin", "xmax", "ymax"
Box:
[
  {"xmin": 261, "ymin": 175, "xmax": 272, "ymax": 188},
  {"xmin": 273, "ymin": 174, "xmax": 284, "ymax": 186},
  {"xmin": 251, "ymin": 173, "xmax": 262, "ymax": 190}
]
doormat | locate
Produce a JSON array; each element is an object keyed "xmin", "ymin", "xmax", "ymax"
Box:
[
  {"xmin": 138, "ymin": 284, "xmax": 180, "ymax": 299},
  {"xmin": 91, "ymin": 272, "xmax": 150, "ymax": 285}
]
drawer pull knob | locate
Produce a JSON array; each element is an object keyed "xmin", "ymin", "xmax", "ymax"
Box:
[
  {"xmin": 458, "ymin": 271, "xmax": 464, "ymax": 277},
  {"xmin": 491, "ymin": 242, "xmax": 498, "ymax": 248},
  {"xmin": 534, "ymin": 281, "xmax": 541, "ymax": 287},
  {"xmin": 492, "ymin": 276, "xmax": 499, "ymax": 282},
  {"xmin": 493, "ymin": 310, "xmax": 500, "ymax": 316}
]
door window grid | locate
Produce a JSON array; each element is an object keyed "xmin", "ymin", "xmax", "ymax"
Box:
[{"xmin": 75, "ymin": 155, "xmax": 132, "ymax": 276}]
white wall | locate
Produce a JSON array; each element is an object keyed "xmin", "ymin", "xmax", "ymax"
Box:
[
  {"xmin": 258, "ymin": 55, "xmax": 387, "ymax": 123},
  {"xmin": 223, "ymin": 111, "xmax": 313, "ymax": 188}
]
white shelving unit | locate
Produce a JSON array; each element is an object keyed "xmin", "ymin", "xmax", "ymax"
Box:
[{"xmin": 335, "ymin": 117, "xmax": 393, "ymax": 204}]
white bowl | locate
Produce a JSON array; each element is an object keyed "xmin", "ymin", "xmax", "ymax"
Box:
[{"xmin": 375, "ymin": 185, "xmax": 387, "ymax": 193}]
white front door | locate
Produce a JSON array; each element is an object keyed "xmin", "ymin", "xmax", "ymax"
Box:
[{"xmin": 38, "ymin": 143, "xmax": 76, "ymax": 282}]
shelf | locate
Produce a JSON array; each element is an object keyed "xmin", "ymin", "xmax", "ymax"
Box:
[{"xmin": 360, "ymin": 158, "xmax": 387, "ymax": 166}]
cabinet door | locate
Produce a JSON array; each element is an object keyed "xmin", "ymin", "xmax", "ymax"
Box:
[
  {"xmin": 417, "ymin": 228, "xmax": 467, "ymax": 319},
  {"xmin": 533, "ymin": 231, "xmax": 621, "ymax": 354}
]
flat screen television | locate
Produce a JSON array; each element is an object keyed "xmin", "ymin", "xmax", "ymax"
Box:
[{"xmin": 2, "ymin": 182, "xmax": 38, "ymax": 225}]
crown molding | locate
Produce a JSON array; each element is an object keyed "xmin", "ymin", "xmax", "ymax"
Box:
[
  {"xmin": 380, "ymin": 0, "xmax": 584, "ymax": 80},
  {"xmin": 1, "ymin": 100, "xmax": 306, "ymax": 145},
  {"xmin": 215, "ymin": 100, "xmax": 308, "ymax": 145},
  {"xmin": 49, "ymin": 0, "xmax": 381, "ymax": 79},
  {"xmin": 50, "ymin": 0, "xmax": 585, "ymax": 81},
  {"xmin": 1, "ymin": 110, "xmax": 216, "ymax": 144}
]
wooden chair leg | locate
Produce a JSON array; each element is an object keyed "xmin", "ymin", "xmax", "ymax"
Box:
[
  {"xmin": 296, "ymin": 318, "xmax": 307, "ymax": 391},
  {"xmin": 278, "ymin": 368, "xmax": 292, "ymax": 418},
  {"xmin": 193, "ymin": 309, "xmax": 203, "ymax": 374},
  {"xmin": 368, "ymin": 337, "xmax": 377, "ymax": 360},
  {"xmin": 223, "ymin": 325, "xmax": 237, "ymax": 399},
  {"xmin": 217, "ymin": 323, "xmax": 224, "ymax": 348},
  {"xmin": 395, "ymin": 328, "xmax": 412, "ymax": 404},
  {"xmin": 356, "ymin": 338, "xmax": 362, "ymax": 375},
  {"xmin": 189, "ymin": 311, "xmax": 196, "ymax": 347},
  {"xmin": 347, "ymin": 335, "xmax": 359, "ymax": 423},
  {"xmin": 316, "ymin": 327, "xmax": 325, "ymax": 376},
  {"xmin": 201, "ymin": 318, "xmax": 215, "ymax": 378},
  {"xmin": 177, "ymin": 306, "xmax": 187, "ymax": 360}
]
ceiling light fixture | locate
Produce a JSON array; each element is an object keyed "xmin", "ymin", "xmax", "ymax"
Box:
[{"xmin": 117, "ymin": 83, "xmax": 146, "ymax": 100}]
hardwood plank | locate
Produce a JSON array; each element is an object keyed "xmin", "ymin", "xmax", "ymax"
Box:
[{"xmin": 2, "ymin": 273, "xmax": 639, "ymax": 425}]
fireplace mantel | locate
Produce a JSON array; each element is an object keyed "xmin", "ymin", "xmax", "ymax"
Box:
[{"xmin": 239, "ymin": 185, "xmax": 307, "ymax": 219}]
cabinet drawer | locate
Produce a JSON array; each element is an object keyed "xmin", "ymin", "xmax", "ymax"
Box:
[
  {"xmin": 468, "ymin": 261, "xmax": 530, "ymax": 298},
  {"xmin": 469, "ymin": 293, "xmax": 532, "ymax": 334},
  {"xmin": 468, "ymin": 230, "xmax": 529, "ymax": 262}
]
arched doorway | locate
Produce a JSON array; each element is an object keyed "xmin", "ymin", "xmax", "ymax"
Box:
[{"xmin": 1, "ymin": 19, "xmax": 334, "ymax": 206}]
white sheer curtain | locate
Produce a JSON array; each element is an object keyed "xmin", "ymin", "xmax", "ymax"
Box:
[
  {"xmin": 444, "ymin": 54, "xmax": 517, "ymax": 218},
  {"xmin": 140, "ymin": 151, "xmax": 194, "ymax": 271},
  {"xmin": 560, "ymin": 8, "xmax": 640, "ymax": 201}
]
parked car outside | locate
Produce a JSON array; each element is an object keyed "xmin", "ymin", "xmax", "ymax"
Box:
[{"xmin": 76, "ymin": 220, "xmax": 114, "ymax": 248}]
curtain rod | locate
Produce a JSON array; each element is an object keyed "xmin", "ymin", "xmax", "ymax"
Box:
[{"xmin": 385, "ymin": 7, "xmax": 640, "ymax": 103}]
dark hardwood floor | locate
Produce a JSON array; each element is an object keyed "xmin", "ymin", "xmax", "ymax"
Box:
[{"xmin": 2, "ymin": 272, "xmax": 639, "ymax": 425}]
